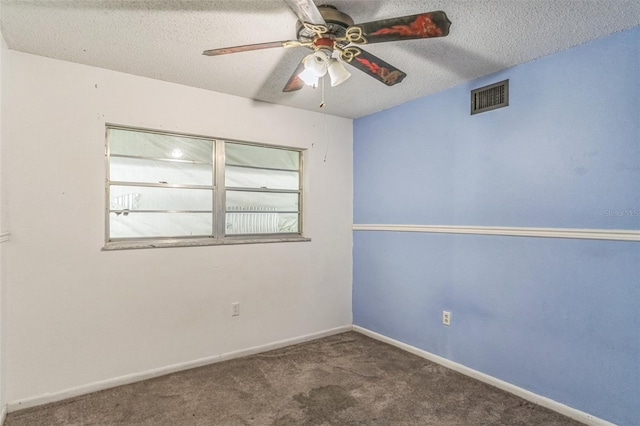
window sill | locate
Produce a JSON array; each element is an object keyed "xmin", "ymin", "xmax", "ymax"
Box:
[{"xmin": 102, "ymin": 236, "xmax": 311, "ymax": 251}]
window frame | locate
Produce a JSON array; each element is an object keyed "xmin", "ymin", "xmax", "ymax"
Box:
[{"xmin": 103, "ymin": 124, "xmax": 309, "ymax": 250}]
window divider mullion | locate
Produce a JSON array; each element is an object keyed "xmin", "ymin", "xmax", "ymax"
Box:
[{"xmin": 225, "ymin": 187, "xmax": 300, "ymax": 194}]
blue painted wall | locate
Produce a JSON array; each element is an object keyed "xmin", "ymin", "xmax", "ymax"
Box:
[{"xmin": 353, "ymin": 27, "xmax": 640, "ymax": 425}]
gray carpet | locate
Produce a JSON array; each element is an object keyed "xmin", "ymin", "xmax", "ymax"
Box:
[{"xmin": 5, "ymin": 332, "xmax": 584, "ymax": 425}]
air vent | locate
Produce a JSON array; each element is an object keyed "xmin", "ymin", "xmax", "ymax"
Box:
[{"xmin": 471, "ymin": 79, "xmax": 509, "ymax": 115}]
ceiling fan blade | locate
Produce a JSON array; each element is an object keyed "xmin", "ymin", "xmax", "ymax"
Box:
[
  {"xmin": 282, "ymin": 61, "xmax": 306, "ymax": 92},
  {"xmin": 283, "ymin": 0, "xmax": 326, "ymax": 26},
  {"xmin": 350, "ymin": 11, "xmax": 451, "ymax": 44},
  {"xmin": 203, "ymin": 40, "xmax": 300, "ymax": 56},
  {"xmin": 343, "ymin": 48, "xmax": 406, "ymax": 86}
]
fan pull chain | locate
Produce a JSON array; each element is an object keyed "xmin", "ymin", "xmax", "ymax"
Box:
[{"xmin": 319, "ymin": 75, "xmax": 325, "ymax": 108}]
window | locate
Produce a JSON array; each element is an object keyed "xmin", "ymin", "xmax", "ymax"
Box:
[{"xmin": 105, "ymin": 125, "xmax": 307, "ymax": 249}]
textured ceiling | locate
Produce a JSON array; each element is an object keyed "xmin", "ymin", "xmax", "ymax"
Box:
[{"xmin": 1, "ymin": 1, "xmax": 639, "ymax": 118}]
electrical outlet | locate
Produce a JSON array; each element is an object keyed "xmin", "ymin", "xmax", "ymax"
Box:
[
  {"xmin": 443, "ymin": 311, "xmax": 451, "ymax": 326},
  {"xmin": 231, "ymin": 302, "xmax": 240, "ymax": 317}
]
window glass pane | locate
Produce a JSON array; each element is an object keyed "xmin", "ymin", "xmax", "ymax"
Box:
[
  {"xmin": 110, "ymin": 212, "xmax": 212, "ymax": 238},
  {"xmin": 225, "ymin": 143, "xmax": 299, "ymax": 170},
  {"xmin": 110, "ymin": 157, "xmax": 212, "ymax": 186},
  {"xmin": 226, "ymin": 191, "xmax": 298, "ymax": 212},
  {"xmin": 109, "ymin": 128, "xmax": 213, "ymax": 163},
  {"xmin": 225, "ymin": 165, "xmax": 298, "ymax": 190},
  {"xmin": 225, "ymin": 213, "xmax": 298, "ymax": 235},
  {"xmin": 110, "ymin": 185, "xmax": 212, "ymax": 211}
]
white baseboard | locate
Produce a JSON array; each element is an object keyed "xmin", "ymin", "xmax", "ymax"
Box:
[
  {"xmin": 353, "ymin": 326, "xmax": 615, "ymax": 426},
  {"xmin": 0, "ymin": 405, "xmax": 6, "ymax": 425},
  {"xmin": 7, "ymin": 325, "xmax": 352, "ymax": 413}
]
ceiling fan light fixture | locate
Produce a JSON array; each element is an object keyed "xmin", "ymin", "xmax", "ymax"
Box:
[
  {"xmin": 327, "ymin": 59, "xmax": 351, "ymax": 87},
  {"xmin": 298, "ymin": 68, "xmax": 319, "ymax": 87}
]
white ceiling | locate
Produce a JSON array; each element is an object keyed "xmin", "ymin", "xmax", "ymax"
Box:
[{"xmin": 1, "ymin": 1, "xmax": 639, "ymax": 119}]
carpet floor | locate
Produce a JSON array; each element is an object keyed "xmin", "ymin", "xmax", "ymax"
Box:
[{"xmin": 5, "ymin": 331, "xmax": 584, "ymax": 425}]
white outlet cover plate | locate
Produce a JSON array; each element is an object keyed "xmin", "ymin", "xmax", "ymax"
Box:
[{"xmin": 443, "ymin": 311, "xmax": 451, "ymax": 325}]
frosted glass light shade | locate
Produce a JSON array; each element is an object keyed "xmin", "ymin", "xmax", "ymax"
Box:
[
  {"xmin": 328, "ymin": 59, "xmax": 351, "ymax": 87},
  {"xmin": 303, "ymin": 51, "xmax": 329, "ymax": 77},
  {"xmin": 298, "ymin": 68, "xmax": 319, "ymax": 87}
]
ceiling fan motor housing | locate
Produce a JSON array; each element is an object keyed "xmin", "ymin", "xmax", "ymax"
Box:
[{"xmin": 296, "ymin": 5, "xmax": 355, "ymax": 42}]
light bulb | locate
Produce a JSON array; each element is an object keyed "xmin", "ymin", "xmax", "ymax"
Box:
[{"xmin": 299, "ymin": 68, "xmax": 319, "ymax": 87}]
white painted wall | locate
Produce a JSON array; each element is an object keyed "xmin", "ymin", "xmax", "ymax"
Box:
[{"xmin": 2, "ymin": 50, "xmax": 353, "ymax": 406}]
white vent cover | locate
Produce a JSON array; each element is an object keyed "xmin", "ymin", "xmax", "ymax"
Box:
[{"xmin": 471, "ymin": 79, "xmax": 509, "ymax": 115}]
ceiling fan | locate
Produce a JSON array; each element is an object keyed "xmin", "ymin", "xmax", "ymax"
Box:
[{"xmin": 203, "ymin": 0, "xmax": 451, "ymax": 92}]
